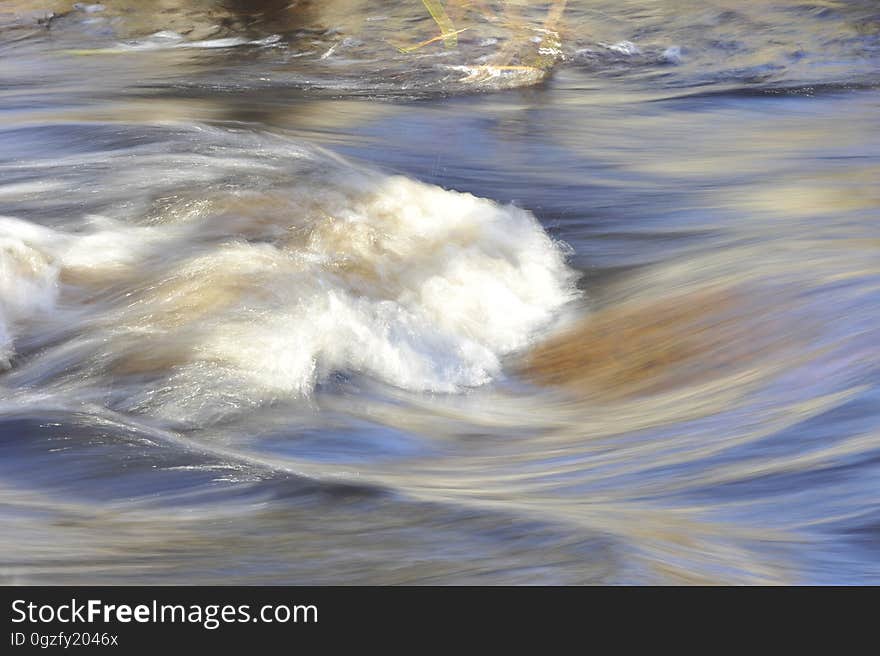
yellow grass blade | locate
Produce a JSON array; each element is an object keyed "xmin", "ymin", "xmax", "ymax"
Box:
[
  {"xmin": 393, "ymin": 27, "xmax": 469, "ymax": 54},
  {"xmin": 421, "ymin": 0, "xmax": 459, "ymax": 48}
]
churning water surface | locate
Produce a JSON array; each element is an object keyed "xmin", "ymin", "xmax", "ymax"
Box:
[{"xmin": 1, "ymin": 0, "xmax": 879, "ymax": 584}]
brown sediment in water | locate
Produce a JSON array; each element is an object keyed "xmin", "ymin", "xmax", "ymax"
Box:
[{"xmin": 520, "ymin": 284, "xmax": 790, "ymax": 399}]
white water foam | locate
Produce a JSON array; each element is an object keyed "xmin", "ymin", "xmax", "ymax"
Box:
[
  {"xmin": 0, "ymin": 163, "xmax": 577, "ymax": 424},
  {"xmin": 0, "ymin": 222, "xmax": 58, "ymax": 369}
]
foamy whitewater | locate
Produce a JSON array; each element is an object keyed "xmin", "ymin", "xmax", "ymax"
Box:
[
  {"xmin": 4, "ymin": 0, "xmax": 880, "ymax": 586},
  {"xmin": 0, "ymin": 125, "xmax": 577, "ymax": 425}
]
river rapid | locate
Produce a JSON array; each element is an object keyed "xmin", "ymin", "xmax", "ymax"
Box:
[{"xmin": 1, "ymin": 0, "xmax": 879, "ymax": 584}]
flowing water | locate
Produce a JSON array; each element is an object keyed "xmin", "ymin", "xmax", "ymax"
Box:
[{"xmin": 1, "ymin": 0, "xmax": 879, "ymax": 584}]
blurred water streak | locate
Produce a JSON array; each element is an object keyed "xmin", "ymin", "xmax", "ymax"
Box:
[{"xmin": 0, "ymin": 0, "xmax": 879, "ymax": 584}]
